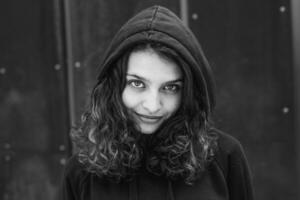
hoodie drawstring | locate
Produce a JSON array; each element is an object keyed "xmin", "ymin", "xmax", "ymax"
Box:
[
  {"xmin": 129, "ymin": 178, "xmax": 138, "ymax": 200},
  {"xmin": 167, "ymin": 180, "xmax": 175, "ymax": 200}
]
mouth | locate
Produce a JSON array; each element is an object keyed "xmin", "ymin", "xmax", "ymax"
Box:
[{"xmin": 134, "ymin": 112, "xmax": 163, "ymax": 123}]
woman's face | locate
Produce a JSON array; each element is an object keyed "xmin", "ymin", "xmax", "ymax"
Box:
[{"xmin": 122, "ymin": 49, "xmax": 183, "ymax": 134}]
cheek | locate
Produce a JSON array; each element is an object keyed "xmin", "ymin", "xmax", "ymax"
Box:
[
  {"xmin": 122, "ymin": 87, "xmax": 137, "ymax": 109},
  {"xmin": 164, "ymin": 94, "xmax": 182, "ymax": 114}
]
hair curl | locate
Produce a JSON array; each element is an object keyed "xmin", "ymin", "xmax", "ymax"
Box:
[{"xmin": 71, "ymin": 42, "xmax": 218, "ymax": 184}]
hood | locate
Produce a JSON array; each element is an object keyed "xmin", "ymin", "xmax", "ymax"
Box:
[{"xmin": 97, "ymin": 5, "xmax": 216, "ymax": 114}]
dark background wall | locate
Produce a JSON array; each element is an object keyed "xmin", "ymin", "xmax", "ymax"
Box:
[
  {"xmin": 0, "ymin": 0, "xmax": 298, "ymax": 199},
  {"xmin": 0, "ymin": 0, "xmax": 70, "ymax": 200},
  {"xmin": 188, "ymin": 1, "xmax": 296, "ymax": 199}
]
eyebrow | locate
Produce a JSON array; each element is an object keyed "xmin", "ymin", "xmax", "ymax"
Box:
[{"xmin": 126, "ymin": 74, "xmax": 183, "ymax": 84}]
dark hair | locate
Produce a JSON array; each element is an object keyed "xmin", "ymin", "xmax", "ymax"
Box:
[{"xmin": 72, "ymin": 42, "xmax": 217, "ymax": 184}]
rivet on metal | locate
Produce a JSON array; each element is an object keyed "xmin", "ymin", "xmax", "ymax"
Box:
[
  {"xmin": 279, "ymin": 6, "xmax": 286, "ymax": 13},
  {"xmin": 192, "ymin": 13, "xmax": 198, "ymax": 20},
  {"xmin": 0, "ymin": 68, "xmax": 6, "ymax": 74},
  {"xmin": 59, "ymin": 145, "xmax": 66, "ymax": 151},
  {"xmin": 4, "ymin": 155, "xmax": 11, "ymax": 161},
  {"xmin": 4, "ymin": 143, "xmax": 11, "ymax": 149},
  {"xmin": 74, "ymin": 62, "xmax": 81, "ymax": 68},
  {"xmin": 60, "ymin": 158, "xmax": 66, "ymax": 165},
  {"xmin": 54, "ymin": 64, "xmax": 61, "ymax": 70},
  {"xmin": 282, "ymin": 107, "xmax": 289, "ymax": 114}
]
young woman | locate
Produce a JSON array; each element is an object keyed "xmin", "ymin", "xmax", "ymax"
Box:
[{"xmin": 61, "ymin": 5, "xmax": 254, "ymax": 200}]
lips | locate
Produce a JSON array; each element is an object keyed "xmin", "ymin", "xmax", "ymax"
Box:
[{"xmin": 134, "ymin": 112, "xmax": 163, "ymax": 124}]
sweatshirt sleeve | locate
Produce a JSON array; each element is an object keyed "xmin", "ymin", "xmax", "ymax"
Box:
[
  {"xmin": 216, "ymin": 131, "xmax": 254, "ymax": 200},
  {"xmin": 60, "ymin": 155, "xmax": 87, "ymax": 200},
  {"xmin": 227, "ymin": 140, "xmax": 254, "ymax": 200}
]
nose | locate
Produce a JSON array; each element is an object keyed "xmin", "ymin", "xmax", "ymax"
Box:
[{"xmin": 142, "ymin": 90, "xmax": 162, "ymax": 114}]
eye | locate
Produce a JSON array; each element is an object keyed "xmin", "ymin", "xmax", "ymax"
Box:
[
  {"xmin": 163, "ymin": 84, "xmax": 181, "ymax": 93},
  {"xmin": 128, "ymin": 80, "xmax": 145, "ymax": 88}
]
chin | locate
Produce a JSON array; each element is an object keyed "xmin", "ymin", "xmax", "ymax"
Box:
[
  {"xmin": 140, "ymin": 128, "xmax": 157, "ymax": 134},
  {"xmin": 139, "ymin": 125, "xmax": 159, "ymax": 134}
]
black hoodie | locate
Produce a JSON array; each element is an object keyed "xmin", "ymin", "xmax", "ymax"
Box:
[{"xmin": 61, "ymin": 5, "xmax": 254, "ymax": 200}]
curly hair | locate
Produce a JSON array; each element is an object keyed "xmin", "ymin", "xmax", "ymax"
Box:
[{"xmin": 71, "ymin": 42, "xmax": 218, "ymax": 184}]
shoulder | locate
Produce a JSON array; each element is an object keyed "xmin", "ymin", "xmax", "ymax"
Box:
[
  {"xmin": 212, "ymin": 128, "xmax": 244, "ymax": 155},
  {"xmin": 64, "ymin": 154, "xmax": 84, "ymax": 174},
  {"xmin": 209, "ymin": 128, "xmax": 254, "ymax": 199},
  {"xmin": 63, "ymin": 154, "xmax": 89, "ymax": 187},
  {"xmin": 209, "ymin": 128, "xmax": 249, "ymax": 176},
  {"xmin": 60, "ymin": 154, "xmax": 90, "ymax": 200}
]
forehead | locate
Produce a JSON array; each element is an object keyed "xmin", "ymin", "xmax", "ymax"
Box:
[{"xmin": 127, "ymin": 50, "xmax": 182, "ymax": 81}]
